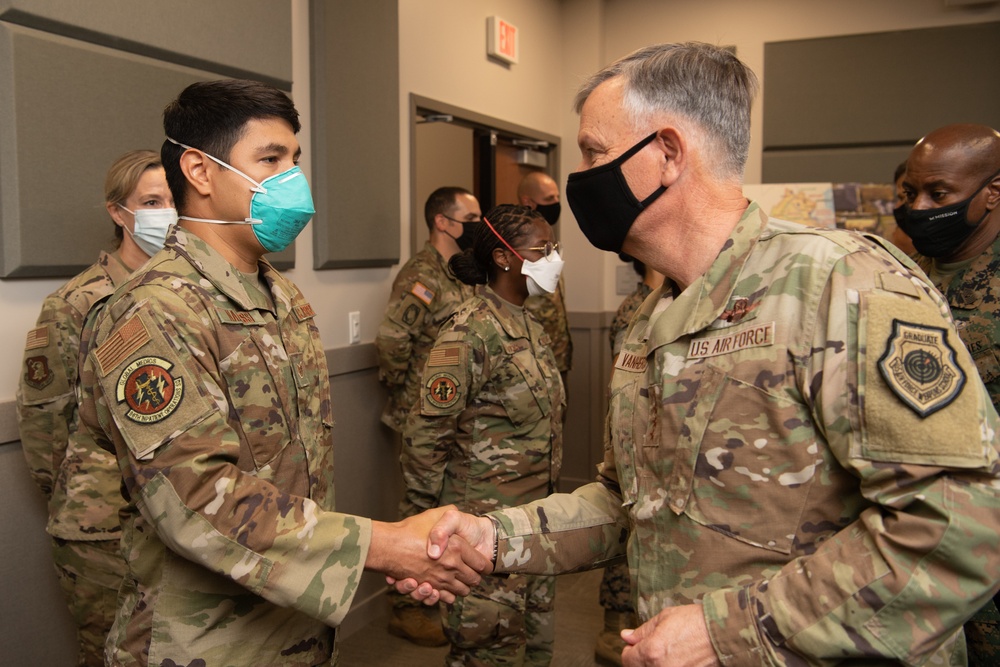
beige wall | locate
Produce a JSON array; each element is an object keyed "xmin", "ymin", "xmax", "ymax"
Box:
[{"xmin": 4, "ymin": 0, "xmax": 1000, "ymax": 660}]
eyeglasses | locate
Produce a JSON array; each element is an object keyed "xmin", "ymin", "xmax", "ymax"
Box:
[{"xmin": 513, "ymin": 241, "xmax": 561, "ymax": 261}]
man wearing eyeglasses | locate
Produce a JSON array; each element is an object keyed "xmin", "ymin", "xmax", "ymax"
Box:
[{"xmin": 375, "ymin": 185, "xmax": 481, "ymax": 645}]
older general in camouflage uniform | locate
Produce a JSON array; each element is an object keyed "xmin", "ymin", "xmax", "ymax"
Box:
[
  {"xmin": 17, "ymin": 250, "xmax": 131, "ymax": 666},
  {"xmin": 78, "ymin": 79, "xmax": 484, "ymax": 667},
  {"xmin": 903, "ymin": 123, "xmax": 1000, "ymax": 665},
  {"xmin": 403, "ymin": 286, "xmax": 565, "ymax": 667},
  {"xmin": 424, "ymin": 44, "xmax": 1000, "ymax": 666}
]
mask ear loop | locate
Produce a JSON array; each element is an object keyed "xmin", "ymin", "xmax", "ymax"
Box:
[
  {"xmin": 482, "ymin": 216, "xmax": 525, "ymax": 261},
  {"xmin": 165, "ymin": 137, "xmax": 267, "ymax": 194}
]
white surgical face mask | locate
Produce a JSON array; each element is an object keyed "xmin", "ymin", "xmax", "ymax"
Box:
[
  {"xmin": 118, "ymin": 205, "xmax": 177, "ymax": 257},
  {"xmin": 522, "ymin": 250, "xmax": 564, "ymax": 296}
]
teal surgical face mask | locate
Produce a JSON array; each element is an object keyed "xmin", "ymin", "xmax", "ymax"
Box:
[{"xmin": 167, "ymin": 137, "xmax": 316, "ymax": 253}]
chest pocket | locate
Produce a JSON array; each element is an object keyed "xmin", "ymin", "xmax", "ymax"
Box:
[
  {"xmin": 220, "ymin": 330, "xmax": 291, "ymax": 472},
  {"xmin": 607, "ymin": 354, "xmax": 650, "ymax": 507},
  {"xmin": 496, "ymin": 340, "xmax": 550, "ymax": 427},
  {"xmin": 666, "ymin": 363, "xmax": 820, "ymax": 555}
]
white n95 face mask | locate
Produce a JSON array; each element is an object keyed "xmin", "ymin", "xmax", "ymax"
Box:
[
  {"xmin": 522, "ymin": 250, "xmax": 564, "ymax": 296},
  {"xmin": 118, "ymin": 205, "xmax": 177, "ymax": 257}
]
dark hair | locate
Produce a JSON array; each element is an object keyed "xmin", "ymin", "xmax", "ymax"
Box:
[
  {"xmin": 424, "ymin": 186, "xmax": 473, "ymax": 230},
  {"xmin": 161, "ymin": 79, "xmax": 301, "ymax": 212},
  {"xmin": 449, "ymin": 204, "xmax": 541, "ymax": 285}
]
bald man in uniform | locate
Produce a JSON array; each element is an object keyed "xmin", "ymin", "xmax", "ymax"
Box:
[{"xmin": 897, "ymin": 123, "xmax": 1000, "ymax": 665}]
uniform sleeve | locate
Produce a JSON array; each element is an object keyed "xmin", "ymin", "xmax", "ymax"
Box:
[
  {"xmin": 398, "ymin": 329, "xmax": 481, "ymax": 517},
  {"xmin": 16, "ymin": 295, "xmax": 82, "ymax": 498},
  {"xmin": 375, "ymin": 268, "xmax": 434, "ymax": 388},
  {"xmin": 88, "ymin": 287, "xmax": 371, "ymax": 629},
  {"xmin": 702, "ymin": 250, "xmax": 1000, "ymax": 666}
]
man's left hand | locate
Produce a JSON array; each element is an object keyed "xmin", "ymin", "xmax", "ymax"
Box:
[{"xmin": 621, "ymin": 604, "xmax": 720, "ymax": 667}]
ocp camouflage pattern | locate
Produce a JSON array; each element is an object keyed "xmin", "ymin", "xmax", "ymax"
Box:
[
  {"xmin": 525, "ymin": 276, "xmax": 573, "ymax": 373},
  {"xmin": 79, "ymin": 228, "xmax": 370, "ymax": 667},
  {"xmin": 376, "ymin": 241, "xmax": 474, "ymax": 432},
  {"xmin": 17, "ymin": 249, "xmax": 131, "ymax": 540},
  {"xmin": 401, "ymin": 286, "xmax": 565, "ymax": 665},
  {"xmin": 487, "ymin": 204, "xmax": 1000, "ymax": 666}
]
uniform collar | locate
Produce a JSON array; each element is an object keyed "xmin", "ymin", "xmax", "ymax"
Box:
[
  {"xmin": 167, "ymin": 227, "xmax": 279, "ymax": 314},
  {"xmin": 646, "ymin": 202, "xmax": 768, "ymax": 350},
  {"xmin": 480, "ymin": 285, "xmax": 531, "ymax": 340},
  {"xmin": 100, "ymin": 249, "xmax": 136, "ymax": 288}
]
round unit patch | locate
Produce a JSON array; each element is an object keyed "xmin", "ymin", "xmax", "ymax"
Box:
[
  {"xmin": 115, "ymin": 357, "xmax": 184, "ymax": 423},
  {"xmin": 877, "ymin": 319, "xmax": 966, "ymax": 418},
  {"xmin": 426, "ymin": 371, "xmax": 461, "ymax": 409}
]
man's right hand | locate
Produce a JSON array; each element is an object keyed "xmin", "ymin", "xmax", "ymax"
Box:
[{"xmin": 427, "ymin": 509, "xmax": 495, "ymax": 564}]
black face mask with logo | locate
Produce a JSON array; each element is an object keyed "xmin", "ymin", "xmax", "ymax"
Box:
[
  {"xmin": 894, "ymin": 169, "xmax": 1000, "ymax": 258},
  {"xmin": 566, "ymin": 131, "xmax": 666, "ymax": 252}
]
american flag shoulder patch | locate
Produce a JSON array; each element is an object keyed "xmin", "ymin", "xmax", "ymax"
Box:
[
  {"xmin": 94, "ymin": 315, "xmax": 151, "ymax": 377},
  {"xmin": 25, "ymin": 326, "xmax": 49, "ymax": 350},
  {"xmin": 427, "ymin": 344, "xmax": 462, "ymax": 368},
  {"xmin": 411, "ymin": 282, "xmax": 434, "ymax": 306}
]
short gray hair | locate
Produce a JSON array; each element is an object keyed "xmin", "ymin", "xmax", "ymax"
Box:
[{"xmin": 575, "ymin": 42, "xmax": 758, "ymax": 178}]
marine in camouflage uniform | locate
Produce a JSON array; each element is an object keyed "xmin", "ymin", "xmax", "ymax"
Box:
[
  {"xmin": 483, "ymin": 205, "xmax": 1000, "ymax": 665},
  {"xmin": 79, "ymin": 228, "xmax": 370, "ymax": 667},
  {"xmin": 524, "ymin": 276, "xmax": 572, "ymax": 375},
  {"xmin": 402, "ymin": 286, "xmax": 565, "ymax": 666},
  {"xmin": 917, "ymin": 228, "xmax": 1000, "ymax": 664},
  {"xmin": 16, "ymin": 249, "xmax": 132, "ymax": 667},
  {"xmin": 376, "ymin": 241, "xmax": 474, "ymax": 432}
]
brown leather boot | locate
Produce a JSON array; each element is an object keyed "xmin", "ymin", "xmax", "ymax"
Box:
[
  {"xmin": 594, "ymin": 609, "xmax": 638, "ymax": 667},
  {"xmin": 387, "ymin": 604, "xmax": 448, "ymax": 647}
]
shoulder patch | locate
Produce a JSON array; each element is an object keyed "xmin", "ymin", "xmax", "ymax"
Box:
[
  {"xmin": 425, "ymin": 372, "xmax": 461, "ymax": 409},
  {"xmin": 23, "ymin": 355, "xmax": 54, "ymax": 390},
  {"xmin": 428, "ymin": 344, "xmax": 463, "ymax": 368},
  {"xmin": 877, "ymin": 319, "xmax": 965, "ymax": 417},
  {"xmin": 95, "ymin": 315, "xmax": 151, "ymax": 376},
  {"xmin": 25, "ymin": 325, "xmax": 49, "ymax": 351},
  {"xmin": 116, "ymin": 357, "xmax": 184, "ymax": 424},
  {"xmin": 411, "ymin": 281, "xmax": 434, "ymax": 306}
]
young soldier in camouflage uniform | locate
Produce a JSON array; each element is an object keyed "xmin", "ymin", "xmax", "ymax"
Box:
[
  {"xmin": 402, "ymin": 205, "xmax": 565, "ymax": 666},
  {"xmin": 421, "ymin": 43, "xmax": 1000, "ymax": 666},
  {"xmin": 376, "ymin": 187, "xmax": 480, "ymax": 645},
  {"xmin": 595, "ymin": 255, "xmax": 663, "ymax": 667},
  {"xmin": 77, "ymin": 79, "xmax": 485, "ymax": 667},
  {"xmin": 898, "ymin": 123, "xmax": 1000, "ymax": 665},
  {"xmin": 518, "ymin": 172, "xmax": 573, "ymax": 384},
  {"xmin": 17, "ymin": 150, "xmax": 175, "ymax": 667}
]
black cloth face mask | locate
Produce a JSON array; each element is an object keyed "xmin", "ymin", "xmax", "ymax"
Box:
[
  {"xmin": 895, "ymin": 168, "xmax": 1000, "ymax": 258},
  {"xmin": 566, "ymin": 131, "xmax": 666, "ymax": 252},
  {"xmin": 534, "ymin": 201, "xmax": 561, "ymax": 225}
]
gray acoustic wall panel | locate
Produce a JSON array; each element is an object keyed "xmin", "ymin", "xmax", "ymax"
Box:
[
  {"xmin": 762, "ymin": 22, "xmax": 1000, "ymax": 184},
  {"xmin": 0, "ymin": 2, "xmax": 293, "ymax": 278},
  {"xmin": 310, "ymin": 0, "xmax": 400, "ymax": 269}
]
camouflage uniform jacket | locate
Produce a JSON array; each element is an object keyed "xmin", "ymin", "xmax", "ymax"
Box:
[
  {"xmin": 525, "ymin": 275, "xmax": 573, "ymax": 372},
  {"xmin": 487, "ymin": 204, "xmax": 1000, "ymax": 666},
  {"xmin": 80, "ymin": 228, "xmax": 369, "ymax": 667},
  {"xmin": 609, "ymin": 281, "xmax": 653, "ymax": 357},
  {"xmin": 376, "ymin": 241, "xmax": 473, "ymax": 432},
  {"xmin": 918, "ymin": 234, "xmax": 1000, "ymax": 412},
  {"xmin": 399, "ymin": 286, "xmax": 565, "ymax": 518},
  {"xmin": 17, "ymin": 249, "xmax": 131, "ymax": 541}
]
